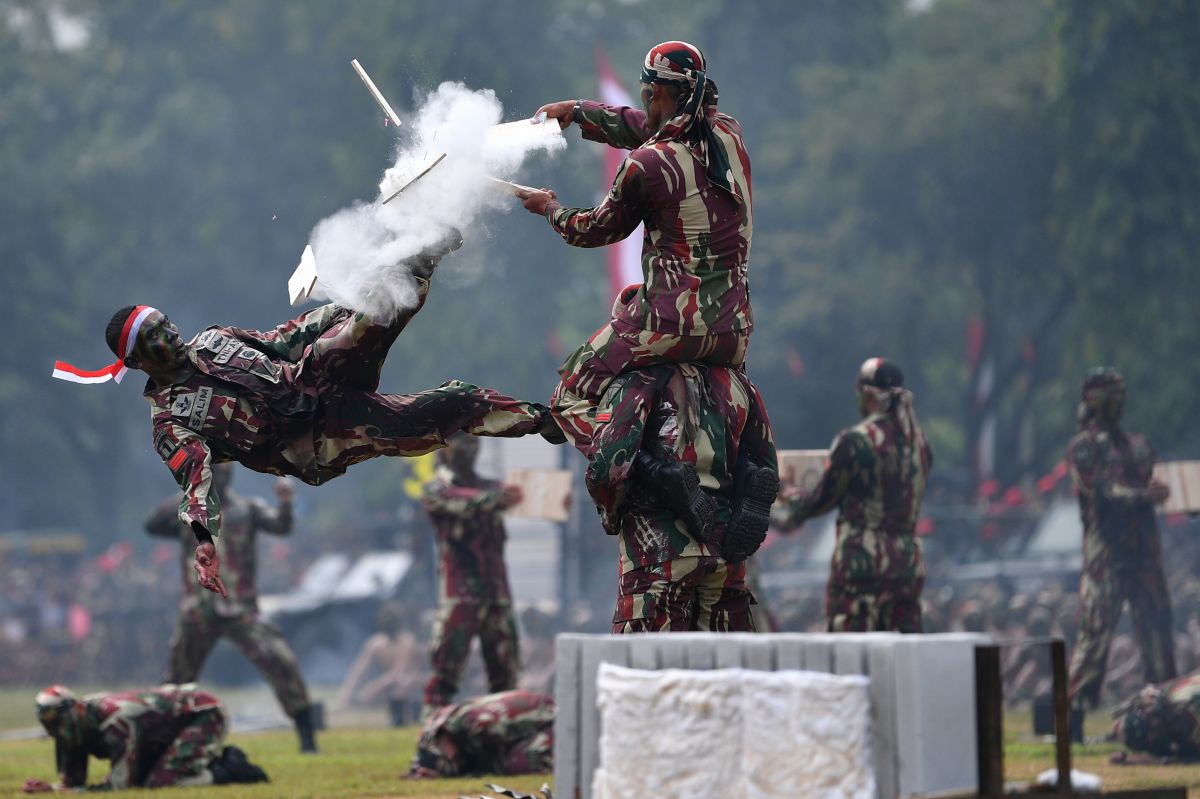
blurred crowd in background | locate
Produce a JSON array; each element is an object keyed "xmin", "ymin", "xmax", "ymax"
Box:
[{"xmin": 4, "ymin": 485, "xmax": 1197, "ymax": 711}]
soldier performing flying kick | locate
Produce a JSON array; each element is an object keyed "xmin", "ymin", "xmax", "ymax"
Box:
[
  {"xmin": 52, "ymin": 233, "xmax": 559, "ymax": 596},
  {"xmin": 519, "ymin": 41, "xmax": 754, "ymax": 462}
]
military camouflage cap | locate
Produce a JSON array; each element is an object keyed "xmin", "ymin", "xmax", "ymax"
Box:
[{"xmin": 1081, "ymin": 367, "xmax": 1124, "ymax": 397}]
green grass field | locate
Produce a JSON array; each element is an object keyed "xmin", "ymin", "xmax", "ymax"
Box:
[{"xmin": 1, "ymin": 690, "xmax": 1196, "ymax": 798}]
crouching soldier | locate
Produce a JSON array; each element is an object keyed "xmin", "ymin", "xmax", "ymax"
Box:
[
  {"xmin": 22, "ymin": 684, "xmax": 267, "ymax": 792},
  {"xmin": 407, "ymin": 690, "xmax": 554, "ymax": 779}
]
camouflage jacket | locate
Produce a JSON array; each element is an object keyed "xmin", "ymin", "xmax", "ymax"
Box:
[
  {"xmin": 145, "ymin": 300, "xmax": 422, "ymax": 539},
  {"xmin": 789, "ymin": 411, "xmax": 933, "ymax": 583},
  {"xmin": 421, "ymin": 465, "xmax": 513, "ymax": 604},
  {"xmin": 548, "ymin": 101, "xmax": 753, "ymax": 337},
  {"xmin": 145, "ymin": 489, "xmax": 292, "ymax": 612},
  {"xmin": 59, "ymin": 686, "xmax": 224, "ymax": 789},
  {"xmin": 414, "ymin": 690, "xmax": 554, "ymax": 777},
  {"xmin": 1067, "ymin": 423, "xmax": 1162, "ymax": 572},
  {"xmin": 587, "ymin": 363, "xmax": 776, "ymax": 572}
]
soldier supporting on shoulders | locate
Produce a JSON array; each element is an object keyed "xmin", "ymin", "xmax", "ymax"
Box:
[
  {"xmin": 145, "ymin": 463, "xmax": 318, "ymax": 752},
  {"xmin": 420, "ymin": 434, "xmax": 523, "ymax": 716},
  {"xmin": 780, "ymin": 358, "xmax": 933, "ymax": 633},
  {"xmin": 520, "ymin": 41, "xmax": 755, "ymax": 461},
  {"xmin": 407, "ymin": 690, "xmax": 554, "ymax": 779},
  {"xmin": 22, "ymin": 684, "xmax": 267, "ymax": 793},
  {"xmin": 586, "ymin": 348, "xmax": 778, "ymax": 632},
  {"xmin": 1066, "ymin": 367, "xmax": 1175, "ymax": 710},
  {"xmin": 52, "ymin": 229, "xmax": 560, "ymax": 596}
]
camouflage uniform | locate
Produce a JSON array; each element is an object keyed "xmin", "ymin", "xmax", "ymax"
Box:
[
  {"xmin": 1066, "ymin": 373, "xmax": 1175, "ymax": 708},
  {"xmin": 412, "ymin": 690, "xmax": 554, "ymax": 777},
  {"xmin": 145, "ymin": 484, "xmax": 310, "ymax": 719},
  {"xmin": 1114, "ymin": 669, "xmax": 1200, "ymax": 759},
  {"xmin": 787, "ymin": 397, "xmax": 933, "ymax": 633},
  {"xmin": 587, "ymin": 363, "xmax": 776, "ymax": 633},
  {"xmin": 421, "ymin": 465, "xmax": 519, "ymax": 709},
  {"xmin": 546, "ymin": 98, "xmax": 754, "ymax": 456},
  {"xmin": 146, "ymin": 283, "xmax": 550, "ymax": 540},
  {"xmin": 44, "ymin": 686, "xmax": 226, "ymax": 790}
]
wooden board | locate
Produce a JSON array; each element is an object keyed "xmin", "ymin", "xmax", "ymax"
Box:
[
  {"xmin": 505, "ymin": 467, "xmax": 572, "ymax": 522},
  {"xmin": 1153, "ymin": 460, "xmax": 1200, "ymax": 514},
  {"xmin": 777, "ymin": 449, "xmax": 830, "ymax": 492},
  {"xmin": 288, "ymin": 245, "xmax": 319, "ymax": 306}
]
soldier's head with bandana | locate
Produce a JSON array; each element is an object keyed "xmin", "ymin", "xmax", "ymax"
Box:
[
  {"xmin": 105, "ymin": 305, "xmax": 192, "ymax": 381},
  {"xmin": 35, "ymin": 685, "xmax": 87, "ymax": 747},
  {"xmin": 1077, "ymin": 367, "xmax": 1126, "ymax": 430},
  {"xmin": 856, "ymin": 357, "xmax": 905, "ymax": 417}
]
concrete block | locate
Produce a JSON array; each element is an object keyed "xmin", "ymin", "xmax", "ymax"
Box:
[{"xmin": 552, "ymin": 634, "xmax": 583, "ymax": 798}]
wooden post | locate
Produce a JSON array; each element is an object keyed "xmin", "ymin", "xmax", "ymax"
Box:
[
  {"xmin": 1050, "ymin": 639, "xmax": 1072, "ymax": 794},
  {"xmin": 974, "ymin": 644, "xmax": 1004, "ymax": 798}
]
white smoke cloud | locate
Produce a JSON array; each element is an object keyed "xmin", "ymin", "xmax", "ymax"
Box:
[{"xmin": 306, "ymin": 82, "xmax": 565, "ymax": 322}]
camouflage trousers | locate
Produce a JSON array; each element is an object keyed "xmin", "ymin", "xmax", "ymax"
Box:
[
  {"xmin": 613, "ymin": 556, "xmax": 756, "ymax": 633},
  {"xmin": 423, "ymin": 600, "xmax": 519, "ymax": 709},
  {"xmin": 287, "ymin": 299, "xmax": 551, "ymax": 485},
  {"xmin": 825, "ymin": 577, "xmax": 924, "ymax": 633},
  {"xmin": 168, "ymin": 603, "xmax": 310, "ymax": 717},
  {"xmin": 1069, "ymin": 561, "xmax": 1176, "ymax": 708},
  {"xmin": 143, "ymin": 707, "xmax": 227, "ymax": 788},
  {"xmin": 552, "ymin": 318, "xmax": 749, "ymax": 457}
]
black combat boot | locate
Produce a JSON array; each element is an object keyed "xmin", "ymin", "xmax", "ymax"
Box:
[
  {"xmin": 722, "ymin": 457, "xmax": 780, "ymax": 562},
  {"xmin": 291, "ymin": 706, "xmax": 319, "ymax": 753},
  {"xmin": 633, "ymin": 450, "xmax": 716, "ymax": 542},
  {"xmin": 209, "ymin": 746, "xmax": 269, "ymax": 784}
]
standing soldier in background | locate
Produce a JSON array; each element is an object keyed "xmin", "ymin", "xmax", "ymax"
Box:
[
  {"xmin": 421, "ymin": 434, "xmax": 523, "ymax": 716},
  {"xmin": 1066, "ymin": 367, "xmax": 1175, "ymax": 710},
  {"xmin": 145, "ymin": 463, "xmax": 318, "ymax": 752},
  {"xmin": 781, "ymin": 358, "xmax": 933, "ymax": 633}
]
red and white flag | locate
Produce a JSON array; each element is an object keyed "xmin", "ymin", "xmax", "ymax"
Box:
[{"xmin": 597, "ymin": 49, "xmax": 643, "ymax": 300}]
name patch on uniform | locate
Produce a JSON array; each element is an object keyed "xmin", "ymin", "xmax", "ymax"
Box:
[
  {"xmin": 187, "ymin": 386, "xmax": 213, "ymax": 432},
  {"xmin": 213, "ymin": 339, "xmax": 240, "ymax": 364}
]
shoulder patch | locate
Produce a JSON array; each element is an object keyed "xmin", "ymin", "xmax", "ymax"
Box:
[{"xmin": 154, "ymin": 429, "xmax": 178, "ymax": 461}]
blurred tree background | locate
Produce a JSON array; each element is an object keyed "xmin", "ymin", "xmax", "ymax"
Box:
[{"xmin": 2, "ymin": 0, "xmax": 1197, "ymax": 544}]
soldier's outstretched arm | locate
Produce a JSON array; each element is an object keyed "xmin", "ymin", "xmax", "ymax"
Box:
[
  {"xmin": 251, "ymin": 479, "xmax": 294, "ymax": 535},
  {"xmin": 228, "ymin": 304, "xmax": 350, "ymax": 362},
  {"xmin": 537, "ymin": 99, "xmax": 652, "ymax": 150},
  {"xmin": 152, "ymin": 422, "xmax": 228, "ymax": 596},
  {"xmin": 544, "ymin": 156, "xmax": 647, "ymax": 248},
  {"xmin": 788, "ymin": 432, "xmax": 861, "ymax": 525},
  {"xmin": 421, "ymin": 483, "xmax": 508, "ymax": 532}
]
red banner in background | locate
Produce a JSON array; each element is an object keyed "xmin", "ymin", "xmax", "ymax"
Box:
[{"xmin": 596, "ymin": 48, "xmax": 643, "ymax": 300}]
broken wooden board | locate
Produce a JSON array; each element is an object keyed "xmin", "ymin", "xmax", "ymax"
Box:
[
  {"xmin": 381, "ymin": 151, "xmax": 447, "ymax": 204},
  {"xmin": 288, "ymin": 245, "xmax": 319, "ymax": 306},
  {"xmin": 1153, "ymin": 460, "xmax": 1200, "ymax": 514},
  {"xmin": 506, "ymin": 467, "xmax": 572, "ymax": 522}
]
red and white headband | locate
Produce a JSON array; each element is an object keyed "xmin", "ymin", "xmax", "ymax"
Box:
[{"xmin": 51, "ymin": 305, "xmax": 158, "ymax": 385}]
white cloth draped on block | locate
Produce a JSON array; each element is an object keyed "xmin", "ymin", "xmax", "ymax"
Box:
[{"xmin": 592, "ymin": 663, "xmax": 875, "ymax": 799}]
